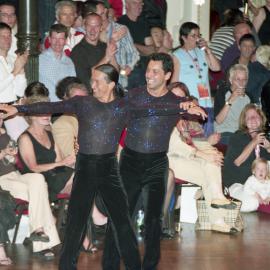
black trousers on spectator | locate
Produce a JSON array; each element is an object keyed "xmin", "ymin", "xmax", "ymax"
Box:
[
  {"xmin": 102, "ymin": 147, "xmax": 168, "ymax": 270},
  {"xmin": 59, "ymin": 152, "xmax": 141, "ymax": 270}
]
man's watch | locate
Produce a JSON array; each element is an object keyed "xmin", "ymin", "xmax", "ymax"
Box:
[{"xmin": 225, "ymin": 101, "xmax": 232, "ymax": 106}]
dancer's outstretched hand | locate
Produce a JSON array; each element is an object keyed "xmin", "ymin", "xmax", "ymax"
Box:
[
  {"xmin": 0, "ymin": 104, "xmax": 18, "ymax": 119},
  {"xmin": 187, "ymin": 106, "xmax": 207, "ymax": 120}
]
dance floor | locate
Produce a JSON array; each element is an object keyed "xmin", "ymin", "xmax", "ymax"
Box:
[{"xmin": 5, "ymin": 211, "xmax": 270, "ymax": 270}]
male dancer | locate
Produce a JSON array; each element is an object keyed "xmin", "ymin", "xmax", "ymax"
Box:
[{"xmin": 103, "ymin": 53, "xmax": 204, "ymax": 270}]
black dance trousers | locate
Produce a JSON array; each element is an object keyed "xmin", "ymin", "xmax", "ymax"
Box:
[
  {"xmin": 59, "ymin": 152, "xmax": 141, "ymax": 270},
  {"xmin": 102, "ymin": 147, "xmax": 168, "ymax": 270}
]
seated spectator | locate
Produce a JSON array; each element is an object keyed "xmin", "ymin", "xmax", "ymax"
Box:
[
  {"xmin": 5, "ymin": 82, "xmax": 50, "ymax": 142},
  {"xmin": 18, "ymin": 95, "xmax": 75, "ymax": 202},
  {"xmin": 210, "ymin": 8, "xmax": 244, "ymax": 61},
  {"xmin": 44, "ymin": 0, "xmax": 84, "ymax": 56},
  {"xmin": 0, "ymin": 122, "xmax": 60, "ymax": 259},
  {"xmin": 230, "ymin": 158, "xmax": 270, "ymax": 212},
  {"xmin": 52, "ymin": 78, "xmax": 89, "ymax": 158},
  {"xmin": 167, "ymin": 82, "xmax": 237, "ymax": 234},
  {"xmin": 247, "ymin": 45, "xmax": 270, "ymax": 104},
  {"xmin": 223, "ymin": 104, "xmax": 270, "ymax": 188},
  {"xmin": 40, "ymin": 24, "xmax": 76, "ymax": 101},
  {"xmin": 214, "ymin": 64, "xmax": 250, "ymax": 145}
]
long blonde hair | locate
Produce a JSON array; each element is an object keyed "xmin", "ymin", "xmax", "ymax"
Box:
[
  {"xmin": 238, "ymin": 104, "xmax": 267, "ymax": 132},
  {"xmin": 24, "ymin": 95, "xmax": 50, "ymax": 124}
]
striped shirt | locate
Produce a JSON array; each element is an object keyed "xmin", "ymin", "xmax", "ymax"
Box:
[{"xmin": 210, "ymin": 26, "xmax": 235, "ymax": 61}]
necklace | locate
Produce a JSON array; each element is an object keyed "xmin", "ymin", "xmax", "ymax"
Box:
[{"xmin": 185, "ymin": 49, "xmax": 203, "ymax": 80}]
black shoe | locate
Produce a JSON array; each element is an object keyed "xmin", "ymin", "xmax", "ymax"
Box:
[
  {"xmin": 33, "ymin": 249, "xmax": 55, "ymax": 261},
  {"xmin": 161, "ymin": 231, "xmax": 174, "ymax": 239},
  {"xmin": 29, "ymin": 231, "xmax": 50, "ymax": 242}
]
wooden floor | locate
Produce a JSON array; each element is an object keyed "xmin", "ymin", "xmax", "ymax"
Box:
[{"xmin": 4, "ymin": 212, "xmax": 270, "ymax": 270}]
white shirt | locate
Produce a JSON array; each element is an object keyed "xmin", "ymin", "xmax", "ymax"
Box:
[
  {"xmin": 244, "ymin": 175, "xmax": 270, "ymax": 200},
  {"xmin": 0, "ymin": 53, "xmax": 27, "ymax": 103}
]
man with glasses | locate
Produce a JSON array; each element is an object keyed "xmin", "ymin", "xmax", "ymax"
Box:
[{"xmin": 0, "ymin": 1, "xmax": 17, "ymax": 55}]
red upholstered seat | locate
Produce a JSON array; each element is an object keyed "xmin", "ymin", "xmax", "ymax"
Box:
[
  {"xmin": 13, "ymin": 199, "xmax": 29, "ymax": 243},
  {"xmin": 56, "ymin": 193, "xmax": 70, "ymax": 200},
  {"xmin": 175, "ymin": 178, "xmax": 189, "ymax": 185}
]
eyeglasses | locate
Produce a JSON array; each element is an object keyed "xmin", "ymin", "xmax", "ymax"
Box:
[
  {"xmin": 0, "ymin": 12, "xmax": 16, "ymax": 19},
  {"xmin": 188, "ymin": 33, "xmax": 201, "ymax": 39}
]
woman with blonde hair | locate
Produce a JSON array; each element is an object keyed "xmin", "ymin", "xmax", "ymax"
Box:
[
  {"xmin": 18, "ymin": 95, "xmax": 75, "ymax": 202},
  {"xmin": 223, "ymin": 104, "xmax": 270, "ymax": 187}
]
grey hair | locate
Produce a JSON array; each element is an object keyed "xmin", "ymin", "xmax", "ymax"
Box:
[
  {"xmin": 228, "ymin": 63, "xmax": 249, "ymax": 82},
  {"xmin": 55, "ymin": 1, "xmax": 76, "ymax": 20}
]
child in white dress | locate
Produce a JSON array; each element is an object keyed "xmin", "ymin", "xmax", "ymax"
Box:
[{"xmin": 229, "ymin": 158, "xmax": 270, "ymax": 212}]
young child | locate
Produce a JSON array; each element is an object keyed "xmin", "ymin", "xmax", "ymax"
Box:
[{"xmin": 229, "ymin": 158, "xmax": 270, "ymax": 212}]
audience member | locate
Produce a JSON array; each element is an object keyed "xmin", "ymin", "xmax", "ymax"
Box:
[
  {"xmin": 253, "ymin": 0, "xmax": 270, "ymax": 45},
  {"xmin": 214, "ymin": 64, "xmax": 250, "ymax": 145},
  {"xmin": 73, "ymin": 0, "xmax": 85, "ymax": 33},
  {"xmin": 0, "ymin": 121, "xmax": 60, "ymax": 259},
  {"xmin": 18, "ymin": 95, "xmax": 75, "ymax": 202},
  {"xmin": 227, "ymin": 33, "xmax": 256, "ymax": 71},
  {"xmin": 210, "ymin": 9, "xmax": 244, "ymax": 61},
  {"xmin": 172, "ymin": 21, "xmax": 220, "ymax": 136},
  {"xmin": 223, "ymin": 104, "xmax": 270, "ymax": 187},
  {"xmin": 0, "ymin": 1, "xmax": 17, "ymax": 55},
  {"xmin": 52, "ymin": 79, "xmax": 88, "ymax": 158},
  {"xmin": 118, "ymin": 0, "xmax": 155, "ymax": 89},
  {"xmin": 247, "ymin": 45, "xmax": 270, "ymax": 104},
  {"xmin": 70, "ymin": 12, "xmax": 117, "ymax": 89},
  {"xmin": 0, "ymin": 22, "xmax": 28, "ymax": 140},
  {"xmin": 230, "ymin": 158, "xmax": 270, "ymax": 212},
  {"xmin": 39, "ymin": 24, "xmax": 76, "ymax": 101},
  {"xmin": 84, "ymin": 0, "xmax": 139, "ymax": 88},
  {"xmin": 221, "ymin": 22, "xmax": 252, "ymax": 72},
  {"xmin": 44, "ymin": 0, "xmax": 84, "ymax": 56},
  {"xmin": 166, "ymin": 81, "xmax": 237, "ymax": 234},
  {"xmin": 0, "ymin": 22, "xmax": 27, "ymax": 104},
  {"xmin": 38, "ymin": 0, "xmax": 57, "ymax": 42},
  {"xmin": 142, "ymin": 0, "xmax": 167, "ymax": 29}
]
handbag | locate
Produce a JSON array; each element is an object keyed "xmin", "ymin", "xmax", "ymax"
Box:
[{"xmin": 195, "ymin": 197, "xmax": 244, "ymax": 232}]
